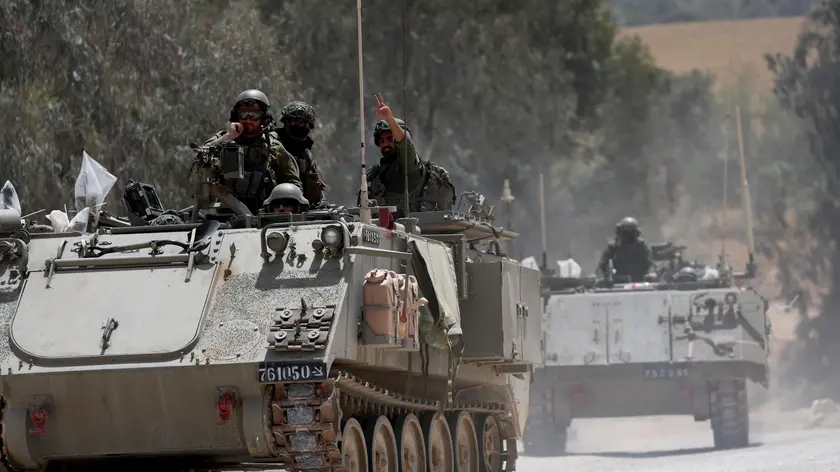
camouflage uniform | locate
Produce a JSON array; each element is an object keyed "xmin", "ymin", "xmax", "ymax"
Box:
[
  {"xmin": 204, "ymin": 90, "xmax": 302, "ymax": 214},
  {"xmin": 360, "ymin": 119, "xmax": 456, "ymax": 217},
  {"xmin": 597, "ymin": 217, "xmax": 655, "ymax": 282},
  {"xmin": 277, "ymin": 101, "xmax": 327, "ymax": 206}
]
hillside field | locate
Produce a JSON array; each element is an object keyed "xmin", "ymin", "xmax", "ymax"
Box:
[{"xmin": 619, "ymin": 17, "xmax": 805, "ymax": 90}]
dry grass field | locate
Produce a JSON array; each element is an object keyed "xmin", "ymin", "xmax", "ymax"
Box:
[{"xmin": 619, "ymin": 17, "xmax": 805, "ymax": 90}]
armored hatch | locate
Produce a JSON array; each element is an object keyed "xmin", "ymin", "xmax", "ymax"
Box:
[{"xmin": 9, "ymin": 221, "xmax": 223, "ymax": 365}]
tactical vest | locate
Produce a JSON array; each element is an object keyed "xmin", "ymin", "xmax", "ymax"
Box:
[
  {"xmin": 218, "ymin": 142, "xmax": 272, "ymax": 206},
  {"xmin": 608, "ymin": 239, "xmax": 650, "ymax": 282}
]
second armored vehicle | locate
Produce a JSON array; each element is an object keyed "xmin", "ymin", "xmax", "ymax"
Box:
[{"xmin": 524, "ymin": 243, "xmax": 770, "ymax": 455}]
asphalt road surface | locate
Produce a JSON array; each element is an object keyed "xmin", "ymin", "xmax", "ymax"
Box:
[{"xmin": 518, "ymin": 416, "xmax": 840, "ymax": 472}]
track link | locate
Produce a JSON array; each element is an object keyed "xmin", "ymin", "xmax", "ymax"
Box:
[{"xmin": 269, "ymin": 370, "xmax": 512, "ymax": 472}]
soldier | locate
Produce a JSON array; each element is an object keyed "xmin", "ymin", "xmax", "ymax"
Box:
[
  {"xmin": 597, "ymin": 216, "xmax": 656, "ymax": 282},
  {"xmin": 276, "ymin": 101, "xmax": 327, "ymax": 207},
  {"xmin": 204, "ymin": 89, "xmax": 302, "ymax": 214},
  {"xmin": 262, "ymin": 182, "xmax": 311, "ymax": 214},
  {"xmin": 359, "ymin": 93, "xmax": 456, "ymax": 218}
]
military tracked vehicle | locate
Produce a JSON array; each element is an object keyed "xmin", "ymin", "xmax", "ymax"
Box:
[
  {"xmin": 0, "ymin": 149, "xmax": 541, "ymax": 472},
  {"xmin": 523, "ymin": 244, "xmax": 770, "ymax": 455}
]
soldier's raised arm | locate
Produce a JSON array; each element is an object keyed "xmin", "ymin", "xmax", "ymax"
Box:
[{"xmin": 372, "ymin": 93, "xmax": 424, "ymax": 178}]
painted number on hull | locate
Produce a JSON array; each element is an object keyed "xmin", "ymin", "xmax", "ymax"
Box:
[
  {"xmin": 642, "ymin": 366, "xmax": 689, "ymax": 380},
  {"xmin": 258, "ymin": 362, "xmax": 327, "ymax": 383}
]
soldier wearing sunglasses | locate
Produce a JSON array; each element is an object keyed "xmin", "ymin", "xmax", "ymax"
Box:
[{"xmin": 203, "ymin": 89, "xmax": 303, "ymax": 214}]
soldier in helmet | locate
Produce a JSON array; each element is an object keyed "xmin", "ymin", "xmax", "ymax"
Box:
[
  {"xmin": 203, "ymin": 90, "xmax": 302, "ymax": 214},
  {"xmin": 597, "ymin": 217, "xmax": 656, "ymax": 282},
  {"xmin": 276, "ymin": 101, "xmax": 327, "ymax": 207},
  {"xmin": 262, "ymin": 182, "xmax": 310, "ymax": 214},
  {"xmin": 358, "ymin": 93, "xmax": 456, "ymax": 218}
]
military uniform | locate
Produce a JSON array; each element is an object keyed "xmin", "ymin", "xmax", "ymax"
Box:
[
  {"xmin": 360, "ymin": 120, "xmax": 456, "ymax": 217},
  {"xmin": 202, "ymin": 90, "xmax": 302, "ymax": 215},
  {"xmin": 277, "ymin": 101, "xmax": 327, "ymax": 207},
  {"xmin": 597, "ymin": 216, "xmax": 655, "ymax": 282},
  {"xmin": 203, "ymin": 129, "xmax": 301, "ymax": 213},
  {"xmin": 597, "ymin": 239, "xmax": 655, "ymax": 282},
  {"xmin": 277, "ymin": 131, "xmax": 326, "ymax": 206}
]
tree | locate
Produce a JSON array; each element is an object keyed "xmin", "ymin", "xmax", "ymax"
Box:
[{"xmin": 765, "ymin": 0, "xmax": 840, "ymax": 395}]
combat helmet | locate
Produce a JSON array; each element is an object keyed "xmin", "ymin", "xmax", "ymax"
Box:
[
  {"xmin": 229, "ymin": 89, "xmax": 272, "ymax": 122},
  {"xmin": 281, "ymin": 101, "xmax": 317, "ymax": 129},
  {"xmin": 373, "ymin": 118, "xmax": 411, "ymax": 145},
  {"xmin": 263, "ymin": 183, "xmax": 310, "ymax": 212},
  {"xmin": 615, "ymin": 216, "xmax": 641, "ymax": 240},
  {"xmin": 149, "ymin": 211, "xmax": 185, "ymax": 226}
]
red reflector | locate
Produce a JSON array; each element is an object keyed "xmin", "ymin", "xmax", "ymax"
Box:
[
  {"xmin": 569, "ymin": 384, "xmax": 582, "ymax": 394},
  {"xmin": 378, "ymin": 208, "xmax": 389, "ymax": 228}
]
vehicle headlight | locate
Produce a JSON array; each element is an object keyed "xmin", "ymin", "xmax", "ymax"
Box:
[
  {"xmin": 266, "ymin": 231, "xmax": 289, "ymax": 253},
  {"xmin": 320, "ymin": 225, "xmax": 343, "ymax": 249}
]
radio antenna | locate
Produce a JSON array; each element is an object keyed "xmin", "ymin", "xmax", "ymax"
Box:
[
  {"xmin": 402, "ymin": 0, "xmax": 410, "ymax": 219},
  {"xmin": 356, "ymin": 0, "xmax": 371, "ymax": 224},
  {"xmin": 736, "ymin": 105, "xmax": 756, "ymax": 268},
  {"xmin": 539, "ymin": 172, "xmax": 547, "ymax": 271}
]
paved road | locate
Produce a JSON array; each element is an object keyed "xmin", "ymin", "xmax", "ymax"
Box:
[{"xmin": 518, "ymin": 417, "xmax": 840, "ymax": 472}]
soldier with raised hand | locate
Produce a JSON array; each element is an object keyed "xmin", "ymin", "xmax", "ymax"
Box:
[
  {"xmin": 204, "ymin": 89, "xmax": 302, "ymax": 214},
  {"xmin": 360, "ymin": 92, "xmax": 456, "ymax": 217},
  {"xmin": 276, "ymin": 101, "xmax": 327, "ymax": 207},
  {"xmin": 597, "ymin": 217, "xmax": 656, "ymax": 283}
]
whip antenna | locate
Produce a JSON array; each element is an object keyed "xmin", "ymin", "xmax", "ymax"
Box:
[
  {"xmin": 402, "ymin": 0, "xmax": 410, "ymax": 218},
  {"xmin": 539, "ymin": 172, "xmax": 547, "ymax": 270},
  {"xmin": 736, "ymin": 105, "xmax": 756, "ymax": 261},
  {"xmin": 356, "ymin": 0, "xmax": 371, "ymax": 224}
]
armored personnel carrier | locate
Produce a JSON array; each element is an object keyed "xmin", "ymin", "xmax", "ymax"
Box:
[
  {"xmin": 0, "ymin": 149, "xmax": 541, "ymax": 472},
  {"xmin": 523, "ymin": 243, "xmax": 770, "ymax": 455}
]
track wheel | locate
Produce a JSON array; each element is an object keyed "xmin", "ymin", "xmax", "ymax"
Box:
[
  {"xmin": 342, "ymin": 418, "xmax": 368, "ymax": 472},
  {"xmin": 475, "ymin": 414, "xmax": 502, "ymax": 472},
  {"xmin": 395, "ymin": 414, "xmax": 426, "ymax": 472},
  {"xmin": 422, "ymin": 412, "xmax": 454, "ymax": 472},
  {"xmin": 365, "ymin": 416, "xmax": 398, "ymax": 472},
  {"xmin": 448, "ymin": 411, "xmax": 479, "ymax": 472}
]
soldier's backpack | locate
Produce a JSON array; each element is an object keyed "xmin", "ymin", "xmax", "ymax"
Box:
[{"xmin": 362, "ymin": 159, "xmax": 456, "ymax": 212}]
